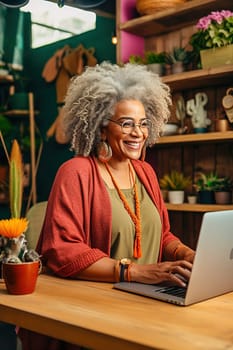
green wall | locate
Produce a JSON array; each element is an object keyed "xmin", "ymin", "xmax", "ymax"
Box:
[{"xmin": 25, "ymin": 16, "xmax": 116, "ymax": 202}]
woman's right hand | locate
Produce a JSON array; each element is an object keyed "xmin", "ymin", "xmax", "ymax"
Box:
[{"xmin": 130, "ymin": 260, "xmax": 193, "ymax": 287}]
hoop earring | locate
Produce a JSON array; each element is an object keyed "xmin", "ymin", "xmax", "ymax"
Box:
[{"xmin": 97, "ymin": 141, "xmax": 112, "ymax": 163}]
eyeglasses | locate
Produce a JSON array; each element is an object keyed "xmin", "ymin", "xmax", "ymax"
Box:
[{"xmin": 108, "ymin": 118, "xmax": 152, "ymax": 134}]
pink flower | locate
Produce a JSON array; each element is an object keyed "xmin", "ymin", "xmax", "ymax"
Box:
[
  {"xmin": 196, "ymin": 10, "xmax": 233, "ymax": 30},
  {"xmin": 191, "ymin": 9, "xmax": 233, "ymax": 49},
  {"xmin": 196, "ymin": 17, "xmax": 211, "ymax": 30},
  {"xmin": 208, "ymin": 11, "xmax": 224, "ymax": 24},
  {"xmin": 220, "ymin": 10, "xmax": 233, "ymax": 18}
]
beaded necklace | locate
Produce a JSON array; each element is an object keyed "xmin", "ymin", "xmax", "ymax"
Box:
[{"xmin": 105, "ymin": 162, "xmax": 142, "ymax": 258}]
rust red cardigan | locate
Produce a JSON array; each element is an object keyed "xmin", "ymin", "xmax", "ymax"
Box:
[
  {"xmin": 20, "ymin": 157, "xmax": 180, "ymax": 350},
  {"xmin": 37, "ymin": 156, "xmax": 179, "ymax": 277}
]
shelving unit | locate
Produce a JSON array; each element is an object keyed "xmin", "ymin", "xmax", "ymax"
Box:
[
  {"xmin": 117, "ymin": 0, "xmax": 233, "ymax": 247},
  {"xmin": 119, "ymin": 0, "xmax": 233, "ymax": 37},
  {"xmin": 117, "ymin": 0, "xmax": 233, "ymax": 64},
  {"xmin": 0, "ymin": 88, "xmax": 41, "ymax": 212}
]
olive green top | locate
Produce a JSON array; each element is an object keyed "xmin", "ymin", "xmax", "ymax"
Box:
[{"xmin": 106, "ymin": 176, "xmax": 162, "ymax": 264}]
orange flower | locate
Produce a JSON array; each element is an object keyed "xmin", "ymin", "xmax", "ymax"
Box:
[{"xmin": 0, "ymin": 218, "xmax": 28, "ymax": 238}]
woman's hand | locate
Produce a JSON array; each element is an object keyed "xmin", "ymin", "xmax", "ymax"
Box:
[{"xmin": 130, "ymin": 260, "xmax": 193, "ymax": 287}]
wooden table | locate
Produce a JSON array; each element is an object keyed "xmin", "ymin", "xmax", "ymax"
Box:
[{"xmin": 0, "ymin": 274, "xmax": 233, "ymax": 350}]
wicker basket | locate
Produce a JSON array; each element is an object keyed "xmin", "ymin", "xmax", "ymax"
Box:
[{"xmin": 136, "ymin": 0, "xmax": 187, "ymax": 15}]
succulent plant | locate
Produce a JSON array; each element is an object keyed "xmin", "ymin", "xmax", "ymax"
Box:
[
  {"xmin": 194, "ymin": 172, "xmax": 218, "ymax": 192},
  {"xmin": 144, "ymin": 51, "xmax": 166, "ymax": 64},
  {"xmin": 212, "ymin": 177, "xmax": 233, "ymax": 192},
  {"xmin": 164, "ymin": 47, "xmax": 192, "ymax": 65},
  {"xmin": 128, "ymin": 54, "xmax": 144, "ymax": 64},
  {"xmin": 159, "ymin": 171, "xmax": 192, "ymax": 191}
]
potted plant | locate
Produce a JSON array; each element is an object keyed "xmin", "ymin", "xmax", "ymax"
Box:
[
  {"xmin": 128, "ymin": 54, "xmax": 144, "ymax": 65},
  {"xmin": 212, "ymin": 176, "xmax": 233, "ymax": 204},
  {"xmin": 144, "ymin": 51, "xmax": 166, "ymax": 76},
  {"xmin": 194, "ymin": 172, "xmax": 218, "ymax": 204},
  {"xmin": 159, "ymin": 170, "xmax": 191, "ymax": 204},
  {"xmin": 164, "ymin": 47, "xmax": 191, "ymax": 74},
  {"xmin": 190, "ymin": 10, "xmax": 233, "ymax": 69},
  {"xmin": 0, "ymin": 138, "xmax": 41, "ymax": 295}
]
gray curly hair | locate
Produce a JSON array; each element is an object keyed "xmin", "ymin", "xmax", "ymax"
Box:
[{"xmin": 63, "ymin": 61, "xmax": 171, "ymax": 156}]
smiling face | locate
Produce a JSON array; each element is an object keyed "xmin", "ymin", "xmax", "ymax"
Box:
[{"xmin": 102, "ymin": 99, "xmax": 149, "ymax": 164}]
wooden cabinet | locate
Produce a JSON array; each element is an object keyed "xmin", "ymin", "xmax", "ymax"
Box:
[{"xmin": 117, "ymin": 0, "xmax": 233, "ymax": 248}]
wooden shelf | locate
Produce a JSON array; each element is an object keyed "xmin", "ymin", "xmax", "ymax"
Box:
[
  {"xmin": 3, "ymin": 110, "xmax": 39, "ymax": 117},
  {"xmin": 165, "ymin": 203, "xmax": 233, "ymax": 212},
  {"xmin": 120, "ymin": 0, "xmax": 233, "ymax": 37},
  {"xmin": 161, "ymin": 65, "xmax": 233, "ymax": 91},
  {"xmin": 156, "ymin": 131, "xmax": 233, "ymax": 145}
]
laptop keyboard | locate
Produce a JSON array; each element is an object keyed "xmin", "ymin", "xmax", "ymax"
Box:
[{"xmin": 155, "ymin": 286, "xmax": 187, "ymax": 298}]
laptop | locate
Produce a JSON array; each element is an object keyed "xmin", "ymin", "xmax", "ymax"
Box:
[{"xmin": 114, "ymin": 210, "xmax": 233, "ymax": 306}]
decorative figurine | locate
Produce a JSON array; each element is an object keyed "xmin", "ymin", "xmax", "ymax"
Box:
[{"xmin": 186, "ymin": 92, "xmax": 211, "ymax": 132}]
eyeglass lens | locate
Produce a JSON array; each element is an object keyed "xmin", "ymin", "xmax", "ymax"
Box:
[{"xmin": 121, "ymin": 119, "xmax": 151, "ymax": 133}]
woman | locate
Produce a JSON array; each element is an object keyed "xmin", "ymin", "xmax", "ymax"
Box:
[
  {"xmin": 39, "ymin": 61, "xmax": 194, "ymax": 283},
  {"xmin": 20, "ymin": 62, "xmax": 194, "ymax": 350}
]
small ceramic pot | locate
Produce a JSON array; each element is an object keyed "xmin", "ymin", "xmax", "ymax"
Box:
[
  {"xmin": 147, "ymin": 63, "xmax": 164, "ymax": 76},
  {"xmin": 172, "ymin": 62, "xmax": 184, "ymax": 74},
  {"xmin": 168, "ymin": 190, "xmax": 184, "ymax": 204},
  {"xmin": 2, "ymin": 261, "xmax": 40, "ymax": 295},
  {"xmin": 187, "ymin": 195, "xmax": 197, "ymax": 204}
]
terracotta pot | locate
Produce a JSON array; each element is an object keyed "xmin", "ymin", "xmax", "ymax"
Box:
[
  {"xmin": 2, "ymin": 261, "xmax": 40, "ymax": 295},
  {"xmin": 214, "ymin": 191, "xmax": 232, "ymax": 205},
  {"xmin": 215, "ymin": 119, "xmax": 230, "ymax": 132}
]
